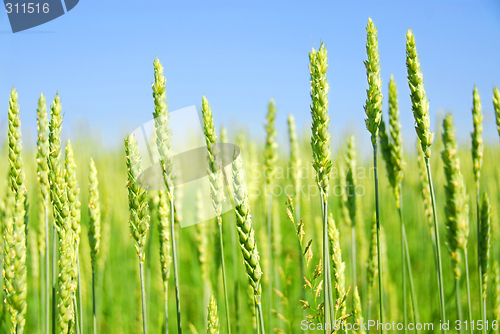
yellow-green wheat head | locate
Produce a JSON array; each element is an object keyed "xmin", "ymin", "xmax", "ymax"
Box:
[
  {"xmin": 88, "ymin": 158, "xmax": 101, "ymax": 268},
  {"xmin": 441, "ymin": 114, "xmax": 469, "ymax": 279},
  {"xmin": 309, "ymin": 42, "xmax": 332, "ymax": 200},
  {"xmin": 232, "ymin": 151, "xmax": 263, "ymax": 296},
  {"xmin": 264, "ymin": 99, "xmax": 278, "ymax": 186},
  {"xmin": 471, "ymin": 86, "xmax": 483, "ymax": 187},
  {"xmin": 157, "ymin": 190, "xmax": 172, "ymax": 292},
  {"xmin": 406, "ymin": 30, "xmax": 434, "ymax": 158},
  {"xmin": 4, "ymin": 87, "xmax": 27, "ymax": 332},
  {"xmin": 125, "ymin": 134, "xmax": 150, "ymax": 262},
  {"xmin": 152, "ymin": 57, "xmax": 174, "ymax": 199},
  {"xmin": 201, "ymin": 96, "xmax": 225, "ymax": 217},
  {"xmin": 364, "ymin": 18, "xmax": 383, "ymax": 146}
]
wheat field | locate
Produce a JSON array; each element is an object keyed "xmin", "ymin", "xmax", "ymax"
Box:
[{"xmin": 1, "ymin": 19, "xmax": 500, "ymax": 334}]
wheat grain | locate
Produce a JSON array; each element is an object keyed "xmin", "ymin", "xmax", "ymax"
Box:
[
  {"xmin": 479, "ymin": 193, "xmax": 491, "ymax": 300},
  {"xmin": 493, "ymin": 87, "xmax": 500, "ymax": 139},
  {"xmin": 353, "ymin": 286, "xmax": 365, "ymax": 334}
]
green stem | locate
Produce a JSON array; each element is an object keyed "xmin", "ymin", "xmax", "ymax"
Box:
[
  {"xmin": 373, "ymin": 143, "xmax": 384, "ymax": 333},
  {"xmin": 399, "ymin": 182, "xmax": 419, "ymax": 333},
  {"xmin": 40, "ymin": 250, "xmax": 44, "ymax": 333},
  {"xmin": 455, "ymin": 277, "xmax": 463, "ymax": 334},
  {"xmin": 139, "ymin": 261, "xmax": 147, "ymax": 334},
  {"xmin": 464, "ymin": 248, "xmax": 473, "ymax": 334},
  {"xmin": 424, "ymin": 158, "xmax": 446, "ymax": 325},
  {"xmin": 403, "ymin": 227, "xmax": 419, "ymax": 331},
  {"xmin": 400, "ymin": 205, "xmax": 407, "ymax": 334},
  {"xmin": 45, "ymin": 206, "xmax": 49, "ymax": 334},
  {"xmin": 52, "ymin": 225, "xmax": 57, "ymax": 334},
  {"xmin": 170, "ymin": 198, "xmax": 182, "ymax": 334},
  {"xmin": 267, "ymin": 192, "xmax": 273, "ymax": 333},
  {"xmin": 217, "ymin": 216, "xmax": 232, "ymax": 334},
  {"xmin": 92, "ymin": 267, "xmax": 97, "ymax": 334},
  {"xmin": 256, "ymin": 296, "xmax": 266, "ymax": 334},
  {"xmin": 351, "ymin": 226, "xmax": 357, "ymax": 291}
]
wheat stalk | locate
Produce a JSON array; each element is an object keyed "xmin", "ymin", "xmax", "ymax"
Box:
[
  {"xmin": 479, "ymin": 192, "xmax": 491, "ymax": 334},
  {"xmin": 195, "ymin": 188, "xmax": 210, "ymax": 323},
  {"xmin": 264, "ymin": 99, "xmax": 278, "ymax": 331},
  {"xmin": 441, "ymin": 113, "xmax": 471, "ymax": 332},
  {"xmin": 35, "ymin": 92, "xmax": 50, "ymax": 334},
  {"xmin": 232, "ymin": 151, "xmax": 265, "ymax": 333},
  {"xmin": 152, "ymin": 57, "xmax": 182, "ymax": 334},
  {"xmin": 327, "ymin": 215, "xmax": 346, "ymax": 323},
  {"xmin": 309, "ymin": 41, "xmax": 334, "ymax": 329},
  {"xmin": 125, "ymin": 134, "xmax": 150, "ymax": 334},
  {"xmin": 64, "ymin": 140, "xmax": 82, "ymax": 334},
  {"xmin": 158, "ymin": 190, "xmax": 172, "ymax": 334},
  {"xmin": 364, "ymin": 18, "xmax": 384, "ymax": 330},
  {"xmin": 406, "ymin": 29, "xmax": 446, "ymax": 323},
  {"xmin": 88, "ymin": 158, "xmax": 101, "ymax": 334},
  {"xmin": 4, "ymin": 87, "xmax": 27, "ymax": 333},
  {"xmin": 201, "ymin": 95, "xmax": 231, "ymax": 334}
]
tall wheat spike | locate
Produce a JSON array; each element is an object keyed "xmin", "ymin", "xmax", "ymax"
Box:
[
  {"xmin": 441, "ymin": 113, "xmax": 471, "ymax": 331},
  {"xmin": 64, "ymin": 140, "xmax": 82, "ymax": 334},
  {"xmin": 125, "ymin": 134, "xmax": 150, "ymax": 334},
  {"xmin": 88, "ymin": 158, "xmax": 101, "ymax": 334},
  {"xmin": 309, "ymin": 41, "xmax": 334, "ymax": 329},
  {"xmin": 195, "ymin": 188, "xmax": 210, "ymax": 323},
  {"xmin": 264, "ymin": 99, "xmax": 278, "ymax": 331},
  {"xmin": 406, "ymin": 29, "xmax": 446, "ymax": 323},
  {"xmin": 152, "ymin": 57, "xmax": 182, "ymax": 334},
  {"xmin": 158, "ymin": 190, "xmax": 172, "ymax": 334},
  {"xmin": 36, "ymin": 92, "xmax": 50, "ymax": 334},
  {"xmin": 493, "ymin": 261, "xmax": 500, "ymax": 327},
  {"xmin": 232, "ymin": 151, "xmax": 265, "ymax": 333},
  {"xmin": 201, "ymin": 95, "xmax": 231, "ymax": 334},
  {"xmin": 4, "ymin": 87, "xmax": 27, "ymax": 333},
  {"xmin": 364, "ymin": 18, "xmax": 384, "ymax": 330},
  {"xmin": 470, "ymin": 86, "xmax": 486, "ymax": 333}
]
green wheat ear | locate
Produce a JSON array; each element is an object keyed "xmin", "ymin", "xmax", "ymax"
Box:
[
  {"xmin": 207, "ymin": 295, "xmax": 220, "ymax": 334},
  {"xmin": 417, "ymin": 142, "xmax": 434, "ymax": 235},
  {"xmin": 407, "ymin": 29, "xmax": 434, "ymax": 158},
  {"xmin": 4, "ymin": 86, "xmax": 27, "ymax": 332},
  {"xmin": 494, "ymin": 87, "xmax": 500, "ymax": 138},
  {"xmin": 327, "ymin": 215, "xmax": 346, "ymax": 318},
  {"xmin": 232, "ymin": 151, "xmax": 263, "ymax": 295},
  {"xmin": 441, "ymin": 113, "xmax": 469, "ymax": 279},
  {"xmin": 65, "ymin": 140, "xmax": 81, "ymax": 244},
  {"xmin": 353, "ymin": 286, "xmax": 366, "ymax": 334},
  {"xmin": 479, "ymin": 193, "xmax": 491, "ymax": 299},
  {"xmin": 264, "ymin": 99, "xmax": 278, "ymax": 186},
  {"xmin": 125, "ymin": 134, "xmax": 150, "ymax": 262},
  {"xmin": 36, "ymin": 93, "xmax": 49, "ymax": 252},
  {"xmin": 309, "ymin": 42, "xmax": 332, "ymax": 199},
  {"xmin": 364, "ymin": 18, "xmax": 383, "ymax": 146},
  {"xmin": 471, "ymin": 86, "xmax": 483, "ymax": 187},
  {"xmin": 201, "ymin": 96, "xmax": 225, "ymax": 216},
  {"xmin": 157, "ymin": 190, "xmax": 172, "ymax": 293},
  {"xmin": 344, "ymin": 136, "xmax": 357, "ymax": 226},
  {"xmin": 88, "ymin": 158, "xmax": 101, "ymax": 268}
]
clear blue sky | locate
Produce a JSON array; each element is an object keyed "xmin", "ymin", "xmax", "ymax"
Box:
[{"xmin": 1, "ymin": 0, "xmax": 499, "ymax": 152}]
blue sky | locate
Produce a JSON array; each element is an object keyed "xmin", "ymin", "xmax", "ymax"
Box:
[{"xmin": 1, "ymin": 0, "xmax": 499, "ymax": 153}]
